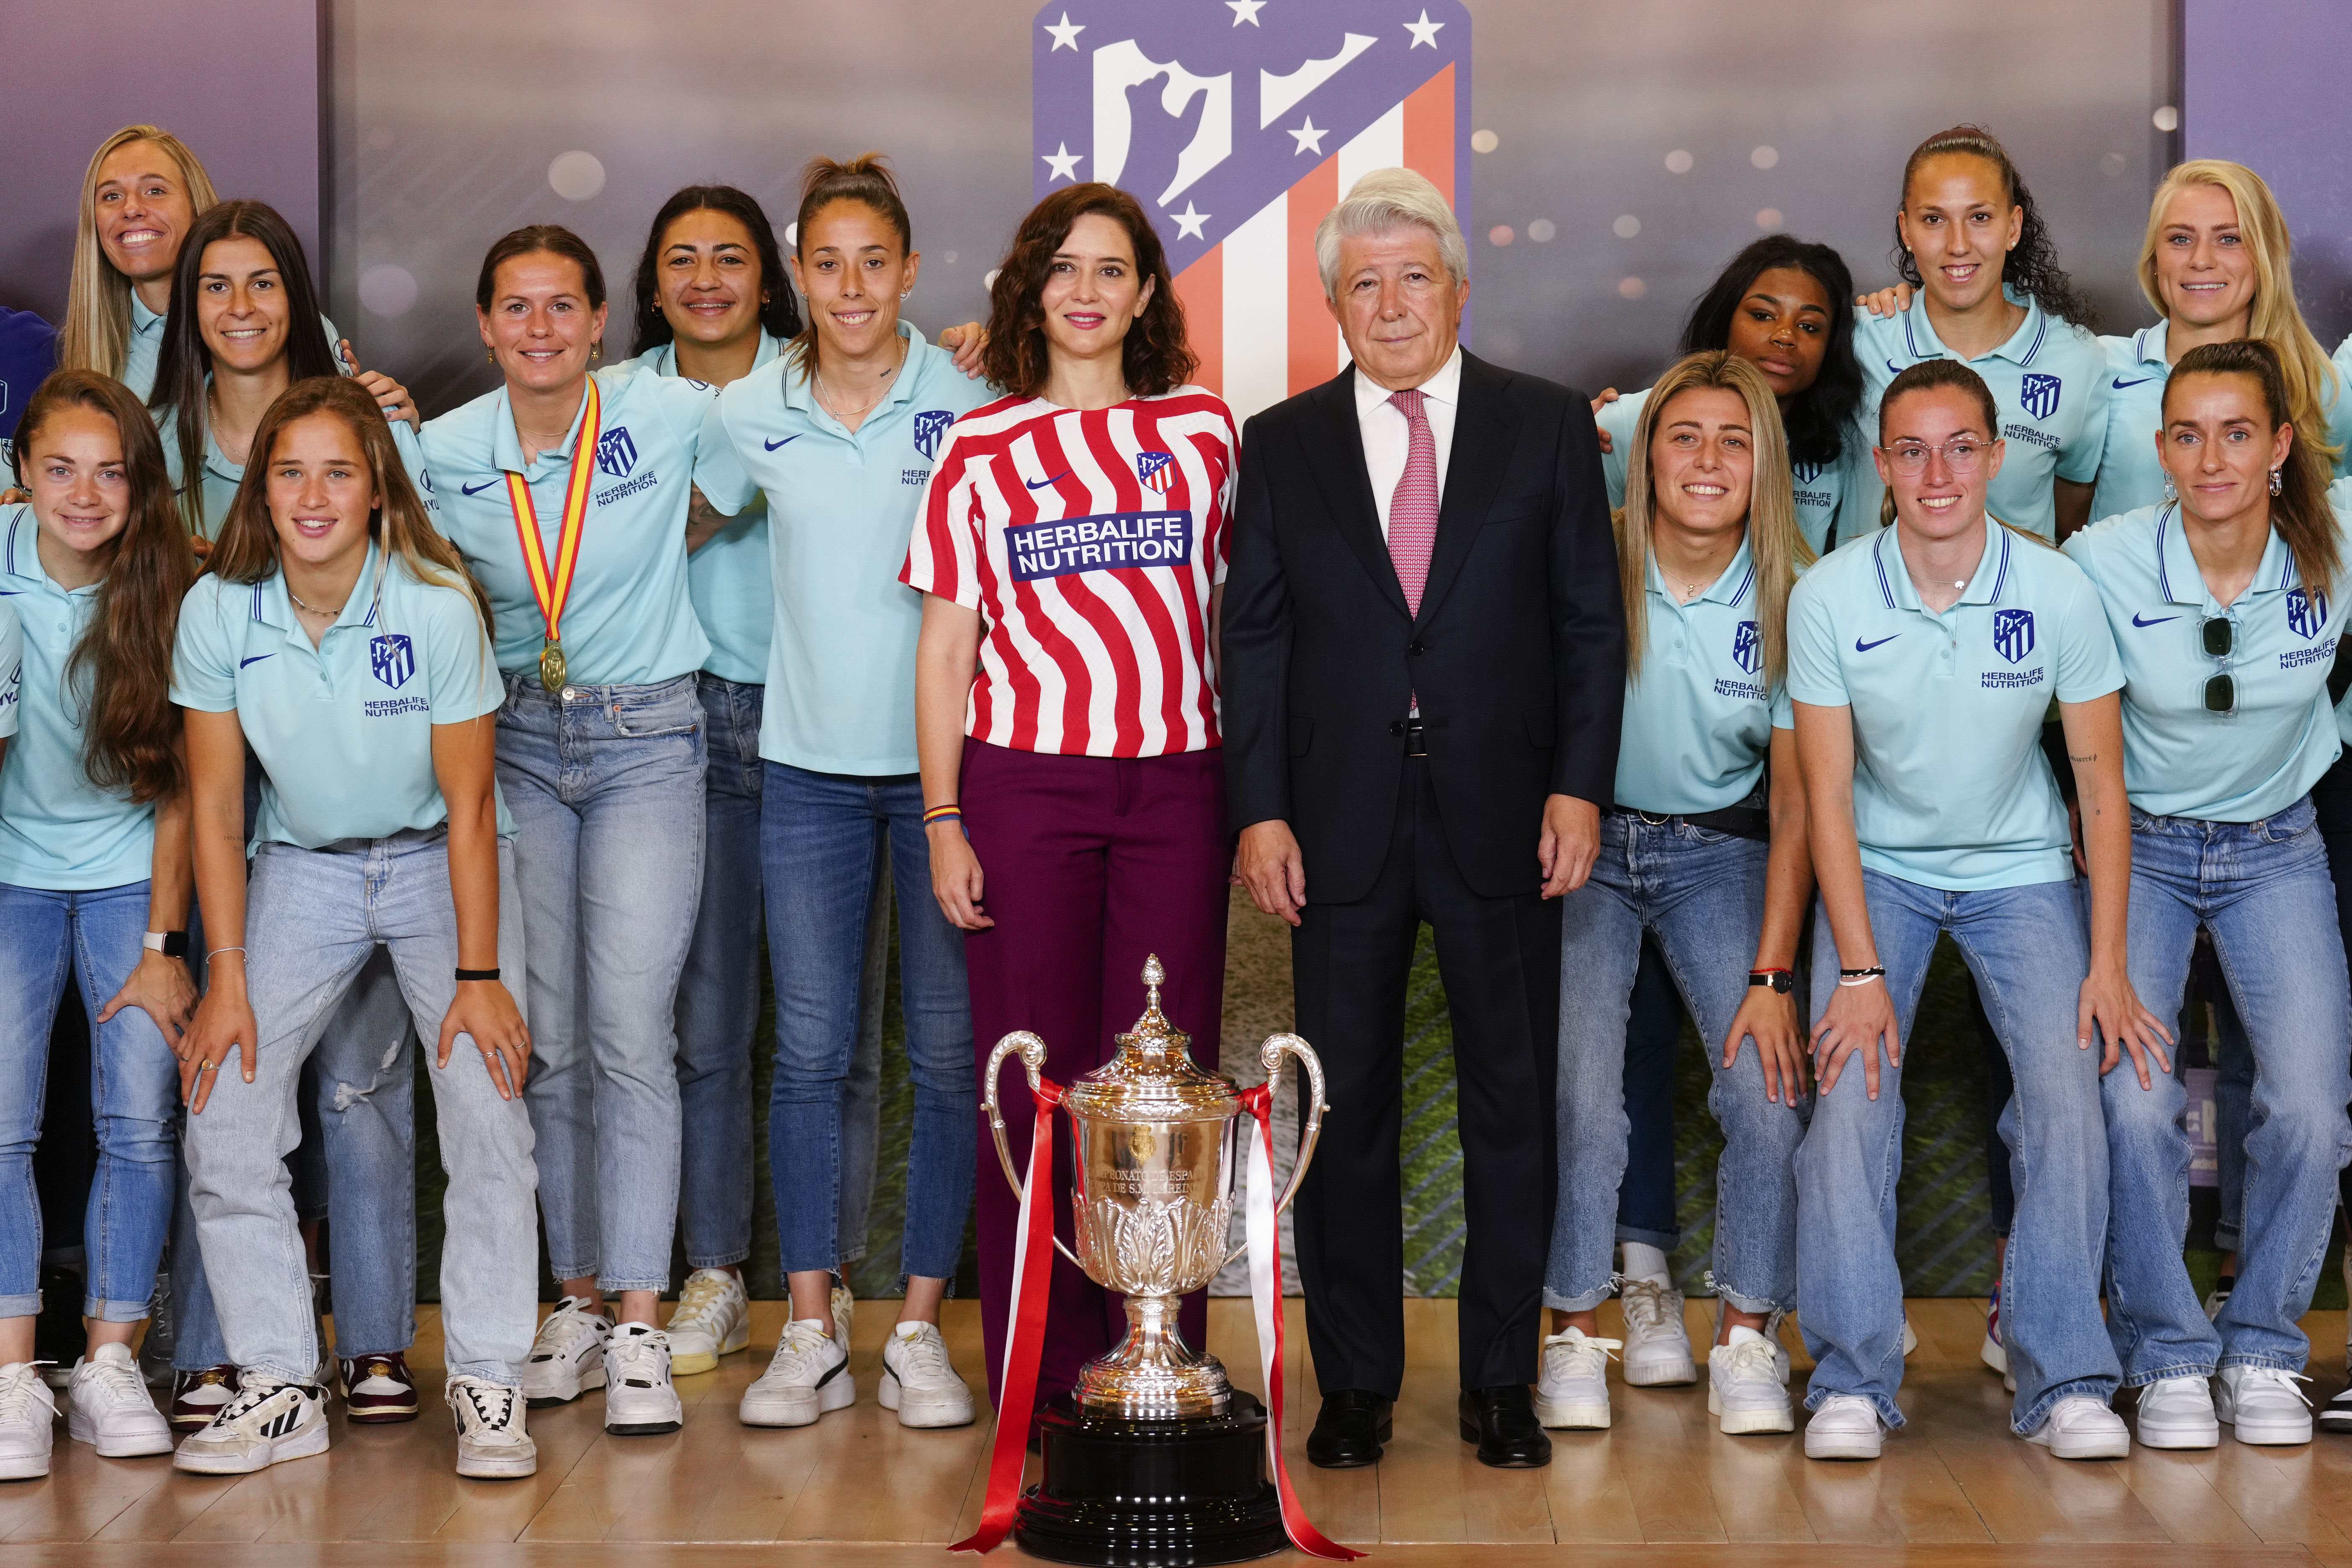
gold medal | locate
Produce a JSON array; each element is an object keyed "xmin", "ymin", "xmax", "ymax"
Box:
[{"xmin": 505, "ymin": 379, "xmax": 600, "ymax": 696}]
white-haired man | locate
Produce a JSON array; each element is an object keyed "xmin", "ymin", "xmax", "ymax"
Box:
[{"xmin": 1224, "ymin": 168, "xmax": 1624, "ymax": 1469}]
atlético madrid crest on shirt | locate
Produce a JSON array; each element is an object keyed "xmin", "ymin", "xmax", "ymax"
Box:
[
  {"xmin": 913, "ymin": 409, "xmax": 955, "ymax": 461},
  {"xmin": 1033, "ymin": 0, "xmax": 1471, "ymax": 421},
  {"xmin": 2018, "ymin": 373, "xmax": 2062, "ymax": 421},
  {"xmin": 1993, "ymin": 609, "xmax": 2036, "ymax": 665},
  {"xmin": 1136, "ymin": 450, "xmax": 1177, "ymax": 493}
]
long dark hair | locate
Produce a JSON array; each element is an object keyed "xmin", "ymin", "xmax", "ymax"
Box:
[
  {"xmin": 628, "ymin": 185, "xmax": 801, "ymax": 357},
  {"xmin": 211, "ymin": 376, "xmax": 495, "ymax": 647},
  {"xmin": 983, "ymin": 183, "xmax": 1195, "ymax": 400},
  {"xmin": 789, "ymin": 154, "xmax": 912, "ymax": 377},
  {"xmin": 2166, "ymin": 338, "xmax": 2338, "ymax": 599},
  {"xmin": 1676, "ymin": 235, "xmax": 1859, "ymax": 467},
  {"xmin": 150, "ymin": 199, "xmax": 340, "ymax": 536},
  {"xmin": 16, "ymin": 371, "xmax": 195, "ymax": 803},
  {"xmin": 1893, "ymin": 125, "xmax": 2096, "ymax": 328}
]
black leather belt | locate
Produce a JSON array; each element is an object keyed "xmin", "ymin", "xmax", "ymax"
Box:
[{"xmin": 1609, "ymin": 801, "xmax": 1771, "ymax": 842}]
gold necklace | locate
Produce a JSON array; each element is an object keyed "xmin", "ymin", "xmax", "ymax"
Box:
[
  {"xmin": 286, "ymin": 584, "xmax": 346, "ymax": 617},
  {"xmin": 815, "ymin": 336, "xmax": 907, "ymax": 420}
]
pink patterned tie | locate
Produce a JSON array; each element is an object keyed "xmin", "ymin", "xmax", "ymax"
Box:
[{"xmin": 1387, "ymin": 387, "xmax": 1439, "ymax": 614}]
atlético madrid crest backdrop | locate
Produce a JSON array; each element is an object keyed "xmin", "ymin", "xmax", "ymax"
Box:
[{"xmin": 1030, "ymin": 1, "xmax": 1471, "ymax": 420}]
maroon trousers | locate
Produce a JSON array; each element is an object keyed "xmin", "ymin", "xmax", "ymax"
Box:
[{"xmin": 961, "ymin": 740, "xmax": 1231, "ymax": 1416}]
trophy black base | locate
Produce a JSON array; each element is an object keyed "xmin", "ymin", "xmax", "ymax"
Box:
[{"xmin": 1012, "ymin": 1391, "xmax": 1287, "ymax": 1567}]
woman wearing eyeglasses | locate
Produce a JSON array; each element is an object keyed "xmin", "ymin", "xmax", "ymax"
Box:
[{"xmin": 2061, "ymin": 339, "xmax": 2352, "ymax": 1450}]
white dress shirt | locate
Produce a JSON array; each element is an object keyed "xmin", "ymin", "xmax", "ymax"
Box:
[{"xmin": 1354, "ymin": 344, "xmax": 1462, "ymax": 540}]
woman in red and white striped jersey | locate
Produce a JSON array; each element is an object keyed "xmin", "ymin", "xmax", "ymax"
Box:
[{"xmin": 905, "ymin": 182, "xmax": 1236, "ymax": 1428}]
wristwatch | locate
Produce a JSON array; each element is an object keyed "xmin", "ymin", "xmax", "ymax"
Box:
[
  {"xmin": 1747, "ymin": 968, "xmax": 1793, "ymax": 994},
  {"xmin": 143, "ymin": 930, "xmax": 190, "ymax": 959}
]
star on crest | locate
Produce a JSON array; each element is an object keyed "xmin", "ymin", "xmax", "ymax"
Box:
[
  {"xmin": 1041, "ymin": 142, "xmax": 1084, "ymax": 181},
  {"xmin": 1172, "ymin": 202, "xmax": 1211, "ymax": 240},
  {"xmin": 1226, "ymin": 0, "xmax": 1267, "ymax": 23},
  {"xmin": 1403, "ymin": 8, "xmax": 1444, "ymax": 47},
  {"xmin": 1289, "ymin": 117, "xmax": 1328, "ymax": 156},
  {"xmin": 1044, "ymin": 11, "xmax": 1085, "ymax": 50}
]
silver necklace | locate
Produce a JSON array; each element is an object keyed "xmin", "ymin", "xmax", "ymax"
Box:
[{"xmin": 286, "ymin": 584, "xmax": 346, "ymax": 617}]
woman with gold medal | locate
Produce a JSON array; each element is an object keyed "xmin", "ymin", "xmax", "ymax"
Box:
[{"xmin": 420, "ymin": 224, "xmax": 739, "ymax": 1439}]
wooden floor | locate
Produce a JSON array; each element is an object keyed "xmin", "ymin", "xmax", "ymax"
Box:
[{"xmin": 5, "ymin": 1296, "xmax": 2351, "ymax": 1567}]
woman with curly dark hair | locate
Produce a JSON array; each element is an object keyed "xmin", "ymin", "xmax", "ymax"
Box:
[
  {"xmin": 1849, "ymin": 125, "xmax": 2107, "ymax": 544},
  {"xmin": 903, "ymin": 181, "xmax": 1235, "ymax": 1430}
]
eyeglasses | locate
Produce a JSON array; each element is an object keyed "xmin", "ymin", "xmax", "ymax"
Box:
[
  {"xmin": 2200, "ymin": 614, "xmax": 2235, "ymax": 715},
  {"xmin": 1881, "ymin": 438, "xmax": 1990, "ymax": 476}
]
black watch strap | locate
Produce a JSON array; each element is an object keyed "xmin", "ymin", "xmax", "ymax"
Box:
[
  {"xmin": 1748, "ymin": 969, "xmax": 1793, "ymax": 993},
  {"xmin": 454, "ymin": 967, "xmax": 501, "ymax": 982}
]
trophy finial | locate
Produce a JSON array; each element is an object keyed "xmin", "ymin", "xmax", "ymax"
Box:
[{"xmin": 1142, "ymin": 954, "xmax": 1165, "ymax": 1007}]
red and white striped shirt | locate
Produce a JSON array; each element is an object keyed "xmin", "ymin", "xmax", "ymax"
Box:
[{"xmin": 901, "ymin": 387, "xmax": 1237, "ymax": 758}]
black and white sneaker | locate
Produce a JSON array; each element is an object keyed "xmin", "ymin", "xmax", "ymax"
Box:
[
  {"xmin": 172, "ymin": 1376, "xmax": 329, "ymax": 1474},
  {"xmin": 2317, "ymin": 1383, "xmax": 2352, "ymax": 1435},
  {"xmin": 601, "ymin": 1323, "xmax": 682, "ymax": 1435},
  {"xmin": 448, "ymin": 1377, "xmax": 538, "ymax": 1477},
  {"xmin": 740, "ymin": 1318, "xmax": 853, "ymax": 1427},
  {"xmin": 522, "ymin": 1296, "xmax": 612, "ymax": 1408}
]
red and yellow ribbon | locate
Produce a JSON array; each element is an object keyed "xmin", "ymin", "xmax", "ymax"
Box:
[{"xmin": 505, "ymin": 377, "xmax": 601, "ymax": 663}]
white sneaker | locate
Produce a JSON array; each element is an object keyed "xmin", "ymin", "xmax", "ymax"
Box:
[
  {"xmin": 1534, "ymin": 1327, "xmax": 1617, "ymax": 1429},
  {"xmin": 832, "ymin": 1284, "xmax": 856, "ymax": 1347},
  {"xmin": 666, "ymin": 1269, "xmax": 750, "ymax": 1376},
  {"xmin": 65, "ymin": 1343, "xmax": 172, "ymax": 1457},
  {"xmin": 1901, "ymin": 1313, "xmax": 1919, "ymax": 1357},
  {"xmin": 1804, "ymin": 1394, "xmax": 1886, "ymax": 1460},
  {"xmin": 173, "ymin": 1377, "xmax": 329, "ymax": 1474},
  {"xmin": 522, "ymin": 1296, "xmax": 611, "ymax": 1407},
  {"xmin": 0, "ymin": 1363, "xmax": 57, "ymax": 1480},
  {"xmin": 447, "ymin": 1377, "xmax": 537, "ymax": 1478},
  {"xmin": 602, "ymin": 1323, "xmax": 683, "ymax": 1435},
  {"xmin": 1981, "ymin": 1289, "xmax": 2008, "ymax": 1376},
  {"xmin": 2134, "ymin": 1375, "xmax": 2219, "ymax": 1449},
  {"xmin": 1707, "ymin": 1326, "xmax": 1793, "ymax": 1435},
  {"xmin": 1618, "ymin": 1277, "xmax": 1696, "ymax": 1386},
  {"xmin": 2217, "ymin": 1364, "xmax": 2313, "ymax": 1445},
  {"xmin": 2202, "ymin": 1274, "xmax": 2235, "ymax": 1323},
  {"xmin": 741, "ymin": 1318, "xmax": 854, "ymax": 1428},
  {"xmin": 879, "ymin": 1322, "xmax": 976, "ymax": 1428},
  {"xmin": 2022, "ymin": 1395, "xmax": 2129, "ymax": 1460}
]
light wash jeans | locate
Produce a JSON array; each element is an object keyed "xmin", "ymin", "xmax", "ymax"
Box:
[
  {"xmin": 762, "ymin": 763, "xmax": 976, "ymax": 1282},
  {"xmin": 675, "ymin": 676, "xmax": 885, "ymax": 1269},
  {"xmin": 2104, "ymin": 796, "xmax": 2352, "ymax": 1381},
  {"xmin": 1547, "ymin": 816, "xmax": 1805, "ymax": 1314},
  {"xmin": 1799, "ymin": 871, "xmax": 2117, "ymax": 1434},
  {"xmin": 0, "ymin": 879, "xmax": 177, "ymax": 1320},
  {"xmin": 499, "ymin": 673, "xmax": 703, "ymax": 1292},
  {"xmin": 182, "ymin": 830, "xmax": 537, "ymax": 1387}
]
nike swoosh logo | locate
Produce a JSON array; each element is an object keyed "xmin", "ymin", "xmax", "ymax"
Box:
[
  {"xmin": 2131, "ymin": 612, "xmax": 2180, "ymax": 628},
  {"xmin": 764, "ymin": 434, "xmax": 802, "ymax": 451},
  {"xmin": 461, "ymin": 479, "xmax": 501, "ymax": 496},
  {"xmin": 240, "ymin": 654, "xmax": 276, "ymax": 668},
  {"xmin": 1854, "ymin": 635, "xmax": 1900, "ymax": 653},
  {"xmin": 2112, "ymin": 377, "xmax": 2156, "ymax": 390},
  {"xmin": 1887, "ymin": 360, "xmax": 1905, "ymax": 376},
  {"xmin": 1027, "ymin": 471, "xmax": 1071, "ymax": 490}
]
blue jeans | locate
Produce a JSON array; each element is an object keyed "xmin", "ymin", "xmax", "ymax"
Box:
[
  {"xmin": 1799, "ymin": 872, "xmax": 2117, "ymax": 1433},
  {"xmin": 1548, "ymin": 817, "xmax": 1804, "ymax": 1314},
  {"xmin": 499, "ymin": 673, "xmax": 704, "ymax": 1292},
  {"xmin": 1615, "ymin": 939, "xmax": 1684, "ymax": 1250},
  {"xmin": 761, "ymin": 763, "xmax": 975, "ymax": 1282},
  {"xmin": 2103, "ymin": 797, "xmax": 2352, "ymax": 1381},
  {"xmin": 182, "ymin": 832, "xmax": 537, "ymax": 1387},
  {"xmin": 675, "ymin": 678, "xmax": 886, "ymax": 1269},
  {"xmin": 310, "ymin": 951, "xmax": 423, "ymax": 1356},
  {"xmin": 0, "ymin": 880, "xmax": 177, "ymax": 1321}
]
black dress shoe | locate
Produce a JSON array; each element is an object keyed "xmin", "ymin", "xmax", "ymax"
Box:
[
  {"xmin": 1307, "ymin": 1389, "xmax": 1394, "ymax": 1468},
  {"xmin": 1459, "ymin": 1385, "xmax": 1551, "ymax": 1468}
]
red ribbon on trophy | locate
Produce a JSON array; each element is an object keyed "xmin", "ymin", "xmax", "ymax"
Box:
[
  {"xmin": 1239, "ymin": 1082, "xmax": 1362, "ymax": 1562},
  {"xmin": 954, "ymin": 1075, "xmax": 1065, "ymax": 1556}
]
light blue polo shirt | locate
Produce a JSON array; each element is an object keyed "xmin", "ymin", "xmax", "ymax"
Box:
[
  {"xmin": 1848, "ymin": 289, "xmax": 2107, "ymax": 544},
  {"xmin": 0, "ymin": 505, "xmax": 156, "ymax": 890},
  {"xmin": 157, "ymin": 403, "xmax": 432, "ymax": 542},
  {"xmin": 2091, "ymin": 322, "xmax": 2352, "ymax": 518},
  {"xmin": 1787, "ymin": 518, "xmax": 2124, "ymax": 889},
  {"xmin": 0, "ymin": 597, "xmax": 19, "ymax": 740},
  {"xmin": 697, "ymin": 324, "xmax": 994, "ymax": 774},
  {"xmin": 1598, "ymin": 386, "xmax": 1851, "ymax": 555},
  {"xmin": 421, "ymin": 364, "xmax": 716, "ymax": 687},
  {"xmin": 121, "ymin": 294, "xmax": 340, "ymax": 403},
  {"xmin": 610, "ymin": 333, "xmax": 780, "ymax": 686},
  {"xmin": 2065, "ymin": 501, "xmax": 2349, "ymax": 821},
  {"xmin": 171, "ymin": 544, "xmax": 511, "ymax": 850},
  {"xmin": 1616, "ymin": 537, "xmax": 1795, "ymax": 815}
]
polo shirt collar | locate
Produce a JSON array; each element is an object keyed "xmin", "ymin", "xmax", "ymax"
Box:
[
  {"xmin": 2132, "ymin": 320, "xmax": 2170, "ymax": 370},
  {"xmin": 131, "ymin": 292, "xmax": 163, "ymax": 339},
  {"xmin": 2153, "ymin": 502, "xmax": 2297, "ymax": 608},
  {"xmin": 1646, "ymin": 534, "xmax": 1756, "ymax": 608},
  {"xmin": 781, "ymin": 322, "xmax": 931, "ymax": 417},
  {"xmin": 3, "ymin": 508, "xmax": 100, "ymax": 598},
  {"xmin": 648, "ymin": 328, "xmax": 783, "ymax": 382},
  {"xmin": 1353, "ymin": 343, "xmax": 1463, "ymax": 419},
  {"xmin": 251, "ymin": 541, "xmax": 386, "ymax": 639},
  {"xmin": 1873, "ymin": 519, "xmax": 2002, "ymax": 612},
  {"xmin": 1900, "ymin": 285, "xmax": 2051, "ymax": 369},
  {"xmin": 492, "ymin": 378, "xmax": 596, "ymax": 476}
]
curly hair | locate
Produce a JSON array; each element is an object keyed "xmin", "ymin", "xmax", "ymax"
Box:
[
  {"xmin": 1676, "ymin": 234, "xmax": 1860, "ymax": 467},
  {"xmin": 628, "ymin": 185, "xmax": 801, "ymax": 357},
  {"xmin": 1893, "ymin": 125, "xmax": 2096, "ymax": 329},
  {"xmin": 981, "ymin": 183, "xmax": 1196, "ymax": 400}
]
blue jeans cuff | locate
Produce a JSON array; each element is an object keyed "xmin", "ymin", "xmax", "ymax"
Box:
[
  {"xmin": 1613, "ymin": 1223, "xmax": 1681, "ymax": 1251},
  {"xmin": 2218, "ymin": 1352, "xmax": 2311, "ymax": 1374},
  {"xmin": 1803, "ymin": 1386, "xmax": 1905, "ymax": 1430},
  {"xmin": 2119, "ymin": 1361, "xmax": 2215, "ymax": 1388},
  {"xmin": 548, "ymin": 1260, "xmax": 598, "ymax": 1287},
  {"xmin": 2013, "ymin": 1376, "xmax": 2117, "ymax": 1435},
  {"xmin": 445, "ymin": 1362, "xmax": 523, "ymax": 1390},
  {"xmin": 84, "ymin": 1296, "xmax": 155, "ymax": 1325},
  {"xmin": 1713, "ymin": 1284, "xmax": 1783, "ymax": 1317},
  {"xmin": 686, "ymin": 1250, "xmax": 751, "ymax": 1271},
  {"xmin": 2212, "ymin": 1226, "xmax": 2242, "ymax": 1254},
  {"xmin": 0, "ymin": 1292, "xmax": 41, "ymax": 1318},
  {"xmin": 1542, "ymin": 1284, "xmax": 1615, "ymax": 1313},
  {"xmin": 246, "ymin": 1362, "xmax": 322, "ymax": 1389},
  {"xmin": 597, "ymin": 1275, "xmax": 672, "ymax": 1295}
]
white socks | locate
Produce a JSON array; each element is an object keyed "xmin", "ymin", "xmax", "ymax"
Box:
[{"xmin": 1621, "ymin": 1242, "xmax": 1671, "ymax": 1284}]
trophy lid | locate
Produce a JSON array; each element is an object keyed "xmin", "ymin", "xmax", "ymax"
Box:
[{"xmin": 1059, "ymin": 956, "xmax": 1239, "ymax": 1122}]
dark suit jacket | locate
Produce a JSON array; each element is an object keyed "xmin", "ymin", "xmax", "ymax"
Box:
[{"xmin": 1221, "ymin": 353, "xmax": 1625, "ymax": 905}]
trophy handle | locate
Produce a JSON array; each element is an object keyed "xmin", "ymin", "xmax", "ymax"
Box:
[
  {"xmin": 981, "ymin": 1029, "xmax": 1084, "ymax": 1269},
  {"xmin": 1222, "ymin": 1032, "xmax": 1330, "ymax": 1268}
]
